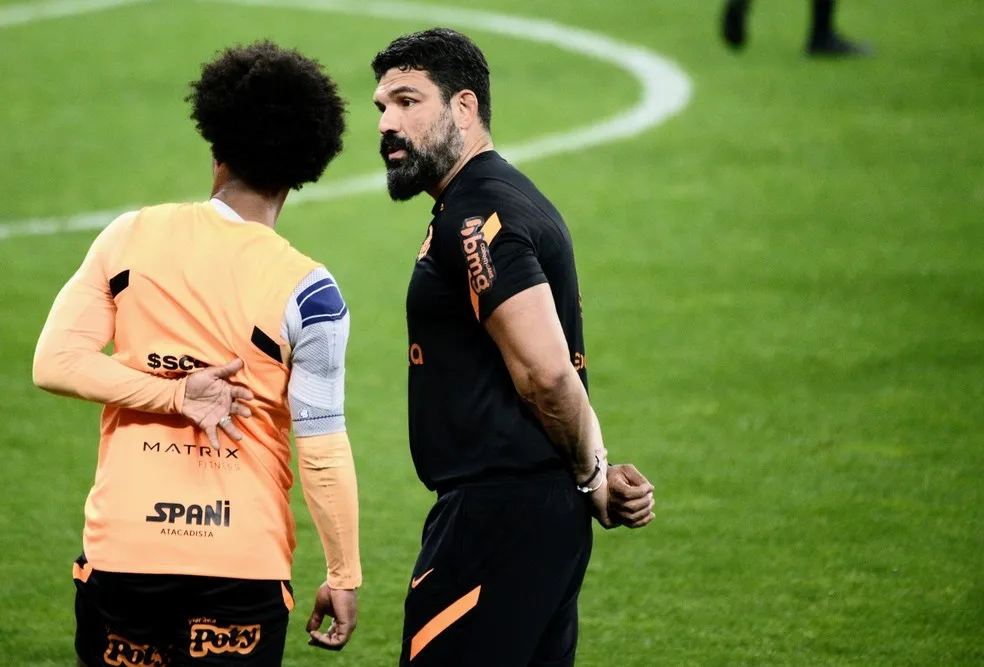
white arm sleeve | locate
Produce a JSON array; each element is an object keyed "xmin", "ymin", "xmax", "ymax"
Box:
[{"xmin": 282, "ymin": 267, "xmax": 349, "ymax": 437}]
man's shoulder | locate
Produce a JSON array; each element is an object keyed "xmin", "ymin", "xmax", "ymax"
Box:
[
  {"xmin": 443, "ymin": 177, "xmax": 554, "ymax": 227},
  {"xmin": 441, "ymin": 189, "xmax": 563, "ymax": 259},
  {"xmin": 282, "ymin": 244, "xmax": 321, "ymax": 271},
  {"xmin": 283, "ymin": 265, "xmax": 348, "ymax": 347},
  {"xmin": 289, "ymin": 266, "xmax": 347, "ymax": 315},
  {"xmin": 451, "ymin": 159, "xmax": 534, "ymax": 203},
  {"xmin": 129, "ymin": 201, "xmax": 194, "ymax": 223},
  {"xmin": 456, "ymin": 155, "xmax": 561, "ymax": 217},
  {"xmin": 140, "ymin": 201, "xmax": 185, "ymax": 214}
]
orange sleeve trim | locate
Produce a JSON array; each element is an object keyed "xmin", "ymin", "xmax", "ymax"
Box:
[
  {"xmin": 470, "ymin": 290, "xmax": 481, "ymax": 320},
  {"xmin": 281, "ymin": 582, "xmax": 295, "ymax": 612},
  {"xmin": 72, "ymin": 561, "xmax": 92, "ymax": 583},
  {"xmin": 468, "ymin": 213, "xmax": 502, "ymax": 321},
  {"xmin": 409, "ymin": 585, "xmax": 481, "ymax": 661},
  {"xmin": 482, "ymin": 212, "xmax": 502, "ymax": 244}
]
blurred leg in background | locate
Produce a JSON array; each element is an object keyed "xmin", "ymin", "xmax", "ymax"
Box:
[
  {"xmin": 722, "ymin": 0, "xmax": 751, "ymax": 49},
  {"xmin": 807, "ymin": 0, "xmax": 872, "ymax": 56},
  {"xmin": 722, "ymin": 0, "xmax": 873, "ymax": 57}
]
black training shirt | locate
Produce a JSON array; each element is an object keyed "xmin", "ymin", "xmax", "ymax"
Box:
[{"xmin": 406, "ymin": 151, "xmax": 587, "ymax": 491}]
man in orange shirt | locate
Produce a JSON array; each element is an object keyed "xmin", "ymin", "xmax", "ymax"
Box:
[{"xmin": 34, "ymin": 41, "xmax": 360, "ymax": 666}]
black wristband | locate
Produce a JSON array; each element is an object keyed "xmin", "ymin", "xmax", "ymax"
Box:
[{"xmin": 575, "ymin": 455, "xmax": 603, "ymax": 493}]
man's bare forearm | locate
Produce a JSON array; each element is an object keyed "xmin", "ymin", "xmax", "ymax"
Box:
[
  {"xmin": 482, "ymin": 284, "xmax": 608, "ymax": 481},
  {"xmin": 530, "ymin": 369, "xmax": 607, "ymax": 479}
]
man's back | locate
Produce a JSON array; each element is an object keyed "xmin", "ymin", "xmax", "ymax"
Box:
[
  {"xmin": 82, "ymin": 200, "xmax": 318, "ymax": 580},
  {"xmin": 33, "ymin": 41, "xmax": 362, "ymax": 663}
]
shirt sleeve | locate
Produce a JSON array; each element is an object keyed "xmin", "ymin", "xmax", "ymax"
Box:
[
  {"xmin": 32, "ymin": 211, "xmax": 187, "ymax": 413},
  {"xmin": 445, "ymin": 205, "xmax": 548, "ymax": 322},
  {"xmin": 283, "ymin": 268, "xmax": 361, "ymax": 589},
  {"xmin": 282, "ymin": 267, "xmax": 349, "ymax": 437}
]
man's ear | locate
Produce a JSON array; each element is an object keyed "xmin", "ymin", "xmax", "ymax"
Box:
[
  {"xmin": 453, "ymin": 89, "xmax": 481, "ymax": 131},
  {"xmin": 211, "ymin": 159, "xmax": 229, "ymax": 196}
]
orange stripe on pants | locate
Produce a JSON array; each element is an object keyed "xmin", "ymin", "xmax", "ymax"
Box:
[
  {"xmin": 281, "ymin": 582, "xmax": 295, "ymax": 612},
  {"xmin": 72, "ymin": 561, "xmax": 92, "ymax": 583},
  {"xmin": 410, "ymin": 586, "xmax": 481, "ymax": 661}
]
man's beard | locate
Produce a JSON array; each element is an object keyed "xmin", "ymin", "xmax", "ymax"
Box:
[{"xmin": 380, "ymin": 112, "xmax": 463, "ymax": 202}]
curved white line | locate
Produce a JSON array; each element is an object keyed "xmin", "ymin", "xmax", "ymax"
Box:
[
  {"xmin": 0, "ymin": 0, "xmax": 147, "ymax": 28},
  {"xmin": 0, "ymin": 0, "xmax": 692, "ymax": 241}
]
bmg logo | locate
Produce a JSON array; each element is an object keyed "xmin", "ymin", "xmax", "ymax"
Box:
[
  {"xmin": 460, "ymin": 216, "xmax": 496, "ymax": 295},
  {"xmin": 189, "ymin": 623, "xmax": 261, "ymax": 658},
  {"xmin": 104, "ymin": 634, "xmax": 167, "ymax": 666}
]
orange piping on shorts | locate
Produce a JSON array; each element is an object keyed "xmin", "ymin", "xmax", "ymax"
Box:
[
  {"xmin": 72, "ymin": 561, "xmax": 92, "ymax": 583},
  {"xmin": 409, "ymin": 585, "xmax": 481, "ymax": 660},
  {"xmin": 281, "ymin": 582, "xmax": 294, "ymax": 612}
]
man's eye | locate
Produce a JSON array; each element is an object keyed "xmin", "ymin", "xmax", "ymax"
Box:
[{"xmin": 401, "ymin": 98, "xmax": 416, "ymax": 107}]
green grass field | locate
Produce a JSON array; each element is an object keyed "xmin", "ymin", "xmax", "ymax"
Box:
[{"xmin": 2, "ymin": 0, "xmax": 983, "ymax": 664}]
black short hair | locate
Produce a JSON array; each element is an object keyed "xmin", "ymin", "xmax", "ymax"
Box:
[
  {"xmin": 188, "ymin": 40, "xmax": 346, "ymax": 193},
  {"xmin": 371, "ymin": 28, "xmax": 491, "ymax": 129}
]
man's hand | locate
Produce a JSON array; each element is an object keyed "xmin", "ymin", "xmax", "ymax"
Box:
[
  {"xmin": 607, "ymin": 464, "xmax": 655, "ymax": 528},
  {"xmin": 180, "ymin": 358, "xmax": 253, "ymax": 450},
  {"xmin": 306, "ymin": 582, "xmax": 358, "ymax": 651}
]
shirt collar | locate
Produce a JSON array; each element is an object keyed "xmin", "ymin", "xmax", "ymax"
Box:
[
  {"xmin": 208, "ymin": 198, "xmax": 245, "ymax": 222},
  {"xmin": 431, "ymin": 150, "xmax": 500, "ymax": 216}
]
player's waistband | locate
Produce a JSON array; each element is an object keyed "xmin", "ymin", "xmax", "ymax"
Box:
[{"xmin": 434, "ymin": 461, "xmax": 570, "ymax": 497}]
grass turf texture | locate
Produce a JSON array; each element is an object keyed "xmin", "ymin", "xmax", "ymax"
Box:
[{"xmin": 1, "ymin": 0, "xmax": 982, "ymax": 665}]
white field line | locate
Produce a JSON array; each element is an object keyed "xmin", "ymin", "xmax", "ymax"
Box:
[
  {"xmin": 0, "ymin": 0, "xmax": 692, "ymax": 242},
  {"xmin": 0, "ymin": 0, "xmax": 148, "ymax": 28}
]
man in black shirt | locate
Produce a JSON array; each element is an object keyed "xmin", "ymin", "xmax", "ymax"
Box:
[{"xmin": 371, "ymin": 28, "xmax": 656, "ymax": 666}]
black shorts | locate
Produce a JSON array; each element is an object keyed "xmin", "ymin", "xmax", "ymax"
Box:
[
  {"xmin": 73, "ymin": 554, "xmax": 293, "ymax": 666},
  {"xmin": 400, "ymin": 469, "xmax": 593, "ymax": 667}
]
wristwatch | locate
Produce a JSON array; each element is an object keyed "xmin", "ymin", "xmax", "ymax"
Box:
[{"xmin": 575, "ymin": 455, "xmax": 607, "ymax": 494}]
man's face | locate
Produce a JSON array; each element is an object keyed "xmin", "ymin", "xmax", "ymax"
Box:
[{"xmin": 373, "ymin": 68, "xmax": 464, "ymax": 201}]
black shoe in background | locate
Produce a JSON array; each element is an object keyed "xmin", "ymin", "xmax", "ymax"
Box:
[
  {"xmin": 722, "ymin": 0, "xmax": 751, "ymax": 50},
  {"xmin": 807, "ymin": 32, "xmax": 874, "ymax": 57}
]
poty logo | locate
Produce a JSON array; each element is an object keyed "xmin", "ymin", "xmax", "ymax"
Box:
[
  {"xmin": 146, "ymin": 500, "xmax": 231, "ymax": 526},
  {"xmin": 189, "ymin": 623, "xmax": 261, "ymax": 658},
  {"xmin": 460, "ymin": 217, "xmax": 496, "ymax": 295},
  {"xmin": 104, "ymin": 634, "xmax": 167, "ymax": 666}
]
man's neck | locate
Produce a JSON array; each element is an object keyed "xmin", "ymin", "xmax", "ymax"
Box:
[
  {"xmin": 210, "ymin": 184, "xmax": 286, "ymax": 229},
  {"xmin": 428, "ymin": 136, "xmax": 494, "ymax": 200}
]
